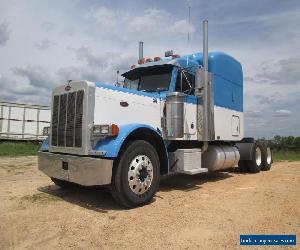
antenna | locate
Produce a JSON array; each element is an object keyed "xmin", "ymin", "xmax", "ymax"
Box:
[
  {"xmin": 115, "ymin": 70, "xmax": 120, "ymax": 86},
  {"xmin": 188, "ymin": 4, "xmax": 191, "ymax": 41}
]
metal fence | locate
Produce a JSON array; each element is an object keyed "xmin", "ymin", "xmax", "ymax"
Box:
[{"xmin": 0, "ymin": 101, "xmax": 50, "ymax": 141}]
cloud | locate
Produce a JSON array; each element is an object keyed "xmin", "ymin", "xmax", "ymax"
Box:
[
  {"xmin": 245, "ymin": 110, "xmax": 261, "ymax": 118},
  {"xmin": 41, "ymin": 22, "xmax": 56, "ymax": 32},
  {"xmin": 255, "ymin": 56, "xmax": 300, "ymax": 85},
  {"xmin": 58, "ymin": 47, "xmax": 136, "ymax": 83},
  {"xmin": 86, "ymin": 7, "xmax": 194, "ymax": 41},
  {"xmin": 0, "ymin": 22, "xmax": 10, "ymax": 46},
  {"xmin": 274, "ymin": 109, "xmax": 292, "ymax": 117},
  {"xmin": 12, "ymin": 66, "xmax": 53, "ymax": 90},
  {"xmin": 35, "ymin": 39, "xmax": 55, "ymax": 50},
  {"xmin": 90, "ymin": 7, "xmax": 117, "ymax": 29},
  {"xmin": 0, "ymin": 74, "xmax": 50, "ymax": 105}
]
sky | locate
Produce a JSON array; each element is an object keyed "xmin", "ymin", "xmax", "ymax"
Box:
[{"xmin": 0, "ymin": 0, "xmax": 299, "ymax": 138}]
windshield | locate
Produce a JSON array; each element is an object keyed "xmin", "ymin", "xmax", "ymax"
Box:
[{"xmin": 123, "ymin": 65, "xmax": 173, "ymax": 92}]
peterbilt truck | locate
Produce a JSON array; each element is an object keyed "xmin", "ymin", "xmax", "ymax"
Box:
[{"xmin": 38, "ymin": 21, "xmax": 272, "ymax": 207}]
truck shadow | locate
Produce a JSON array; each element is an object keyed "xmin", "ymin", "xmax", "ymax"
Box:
[
  {"xmin": 159, "ymin": 171, "xmax": 233, "ymax": 192},
  {"xmin": 38, "ymin": 171, "xmax": 233, "ymax": 212},
  {"xmin": 38, "ymin": 185, "xmax": 123, "ymax": 212}
]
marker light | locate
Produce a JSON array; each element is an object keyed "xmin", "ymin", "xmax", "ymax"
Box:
[
  {"xmin": 154, "ymin": 56, "xmax": 161, "ymax": 61},
  {"xmin": 172, "ymin": 54, "xmax": 180, "ymax": 59},
  {"xmin": 145, "ymin": 58, "xmax": 153, "ymax": 63},
  {"xmin": 138, "ymin": 58, "xmax": 145, "ymax": 64},
  {"xmin": 131, "ymin": 64, "xmax": 136, "ymax": 69},
  {"xmin": 111, "ymin": 124, "xmax": 119, "ymax": 137}
]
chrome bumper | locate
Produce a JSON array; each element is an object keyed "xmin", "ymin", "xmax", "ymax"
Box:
[{"xmin": 38, "ymin": 151, "xmax": 113, "ymax": 186}]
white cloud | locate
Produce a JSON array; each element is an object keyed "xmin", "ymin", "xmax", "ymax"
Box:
[
  {"xmin": 35, "ymin": 39, "xmax": 55, "ymax": 50},
  {"xmin": 0, "ymin": 21, "xmax": 10, "ymax": 46},
  {"xmin": 274, "ymin": 109, "xmax": 292, "ymax": 117},
  {"xmin": 90, "ymin": 7, "xmax": 117, "ymax": 30},
  {"xmin": 86, "ymin": 7, "xmax": 195, "ymax": 41}
]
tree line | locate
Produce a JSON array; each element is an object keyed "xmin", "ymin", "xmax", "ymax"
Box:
[{"xmin": 258, "ymin": 136, "xmax": 300, "ymax": 151}]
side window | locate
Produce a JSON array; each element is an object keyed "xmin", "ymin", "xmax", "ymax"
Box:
[{"xmin": 175, "ymin": 71, "xmax": 195, "ymax": 95}]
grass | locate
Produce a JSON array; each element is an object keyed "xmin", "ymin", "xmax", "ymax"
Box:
[
  {"xmin": 0, "ymin": 141, "xmax": 299, "ymax": 162},
  {"xmin": 272, "ymin": 151, "xmax": 300, "ymax": 162},
  {"xmin": 0, "ymin": 141, "xmax": 40, "ymax": 157}
]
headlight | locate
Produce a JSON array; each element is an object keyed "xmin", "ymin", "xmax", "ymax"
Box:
[
  {"xmin": 92, "ymin": 124, "xmax": 119, "ymax": 138},
  {"xmin": 43, "ymin": 126, "xmax": 50, "ymax": 136}
]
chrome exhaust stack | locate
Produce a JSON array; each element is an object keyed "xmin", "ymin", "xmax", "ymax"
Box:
[
  {"xmin": 195, "ymin": 20, "xmax": 214, "ymax": 142},
  {"xmin": 139, "ymin": 41, "xmax": 144, "ymax": 60}
]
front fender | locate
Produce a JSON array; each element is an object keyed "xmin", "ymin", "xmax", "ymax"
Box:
[
  {"xmin": 93, "ymin": 124, "xmax": 162, "ymax": 158},
  {"xmin": 40, "ymin": 137, "xmax": 49, "ymax": 151}
]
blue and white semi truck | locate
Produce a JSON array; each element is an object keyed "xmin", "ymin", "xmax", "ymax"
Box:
[{"xmin": 38, "ymin": 21, "xmax": 272, "ymax": 207}]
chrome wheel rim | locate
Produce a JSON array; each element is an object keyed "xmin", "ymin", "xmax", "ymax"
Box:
[
  {"xmin": 255, "ymin": 147, "xmax": 262, "ymax": 166},
  {"xmin": 266, "ymin": 147, "xmax": 272, "ymax": 165},
  {"xmin": 128, "ymin": 155, "xmax": 153, "ymax": 195}
]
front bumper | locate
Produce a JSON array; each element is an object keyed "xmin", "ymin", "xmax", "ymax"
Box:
[{"xmin": 38, "ymin": 151, "xmax": 113, "ymax": 186}]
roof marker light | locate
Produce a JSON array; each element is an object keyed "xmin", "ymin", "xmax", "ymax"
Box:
[
  {"xmin": 131, "ymin": 64, "xmax": 136, "ymax": 69},
  {"xmin": 145, "ymin": 58, "xmax": 153, "ymax": 63},
  {"xmin": 138, "ymin": 58, "xmax": 145, "ymax": 64},
  {"xmin": 154, "ymin": 56, "xmax": 161, "ymax": 61},
  {"xmin": 172, "ymin": 54, "xmax": 180, "ymax": 59}
]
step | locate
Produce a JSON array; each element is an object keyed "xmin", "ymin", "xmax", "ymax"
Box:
[{"xmin": 178, "ymin": 168, "xmax": 208, "ymax": 175}]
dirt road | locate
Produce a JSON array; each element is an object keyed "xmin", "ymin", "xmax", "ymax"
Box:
[{"xmin": 0, "ymin": 156, "xmax": 299, "ymax": 249}]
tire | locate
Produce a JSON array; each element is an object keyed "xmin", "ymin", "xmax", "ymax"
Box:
[
  {"xmin": 261, "ymin": 146, "xmax": 272, "ymax": 171},
  {"xmin": 51, "ymin": 177, "xmax": 75, "ymax": 188},
  {"xmin": 246, "ymin": 142, "xmax": 263, "ymax": 173},
  {"xmin": 111, "ymin": 140, "xmax": 160, "ymax": 208}
]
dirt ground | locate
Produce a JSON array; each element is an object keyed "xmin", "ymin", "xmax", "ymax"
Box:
[{"xmin": 0, "ymin": 156, "xmax": 299, "ymax": 250}]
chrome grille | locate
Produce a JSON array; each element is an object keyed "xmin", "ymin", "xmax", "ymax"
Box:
[{"xmin": 51, "ymin": 90, "xmax": 84, "ymax": 147}]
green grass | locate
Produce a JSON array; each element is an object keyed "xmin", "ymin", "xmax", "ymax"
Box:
[
  {"xmin": 0, "ymin": 141, "xmax": 40, "ymax": 157},
  {"xmin": 1, "ymin": 141, "xmax": 299, "ymax": 162},
  {"xmin": 273, "ymin": 151, "xmax": 300, "ymax": 162}
]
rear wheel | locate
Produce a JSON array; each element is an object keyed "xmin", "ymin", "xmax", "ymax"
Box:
[
  {"xmin": 111, "ymin": 140, "xmax": 160, "ymax": 208},
  {"xmin": 238, "ymin": 160, "xmax": 248, "ymax": 172},
  {"xmin": 261, "ymin": 146, "xmax": 272, "ymax": 171},
  {"xmin": 247, "ymin": 143, "xmax": 263, "ymax": 173}
]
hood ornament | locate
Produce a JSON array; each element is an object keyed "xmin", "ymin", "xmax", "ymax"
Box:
[{"xmin": 65, "ymin": 80, "xmax": 72, "ymax": 91}]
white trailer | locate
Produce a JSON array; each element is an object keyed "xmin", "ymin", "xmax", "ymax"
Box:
[{"xmin": 0, "ymin": 102, "xmax": 50, "ymax": 141}]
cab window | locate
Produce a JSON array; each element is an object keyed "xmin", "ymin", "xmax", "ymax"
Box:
[
  {"xmin": 123, "ymin": 65, "xmax": 173, "ymax": 92},
  {"xmin": 175, "ymin": 70, "xmax": 195, "ymax": 95}
]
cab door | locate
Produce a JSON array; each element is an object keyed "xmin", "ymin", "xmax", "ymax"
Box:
[{"xmin": 174, "ymin": 69, "xmax": 197, "ymax": 138}]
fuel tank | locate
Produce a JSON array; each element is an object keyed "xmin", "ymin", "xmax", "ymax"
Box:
[{"xmin": 202, "ymin": 145, "xmax": 240, "ymax": 171}]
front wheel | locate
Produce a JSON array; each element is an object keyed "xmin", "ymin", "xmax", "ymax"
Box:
[{"xmin": 111, "ymin": 140, "xmax": 160, "ymax": 208}]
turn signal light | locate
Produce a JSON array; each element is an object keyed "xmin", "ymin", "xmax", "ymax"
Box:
[{"xmin": 111, "ymin": 124, "xmax": 119, "ymax": 137}]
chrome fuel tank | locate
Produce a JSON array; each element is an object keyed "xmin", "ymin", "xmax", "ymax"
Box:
[{"xmin": 202, "ymin": 145, "xmax": 240, "ymax": 171}]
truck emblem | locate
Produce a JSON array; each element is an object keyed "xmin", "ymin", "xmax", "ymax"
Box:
[
  {"xmin": 120, "ymin": 101, "xmax": 129, "ymax": 107},
  {"xmin": 65, "ymin": 85, "xmax": 71, "ymax": 91}
]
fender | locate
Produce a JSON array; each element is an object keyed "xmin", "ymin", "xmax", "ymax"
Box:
[
  {"xmin": 94, "ymin": 124, "xmax": 167, "ymax": 158},
  {"xmin": 40, "ymin": 137, "xmax": 49, "ymax": 151}
]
